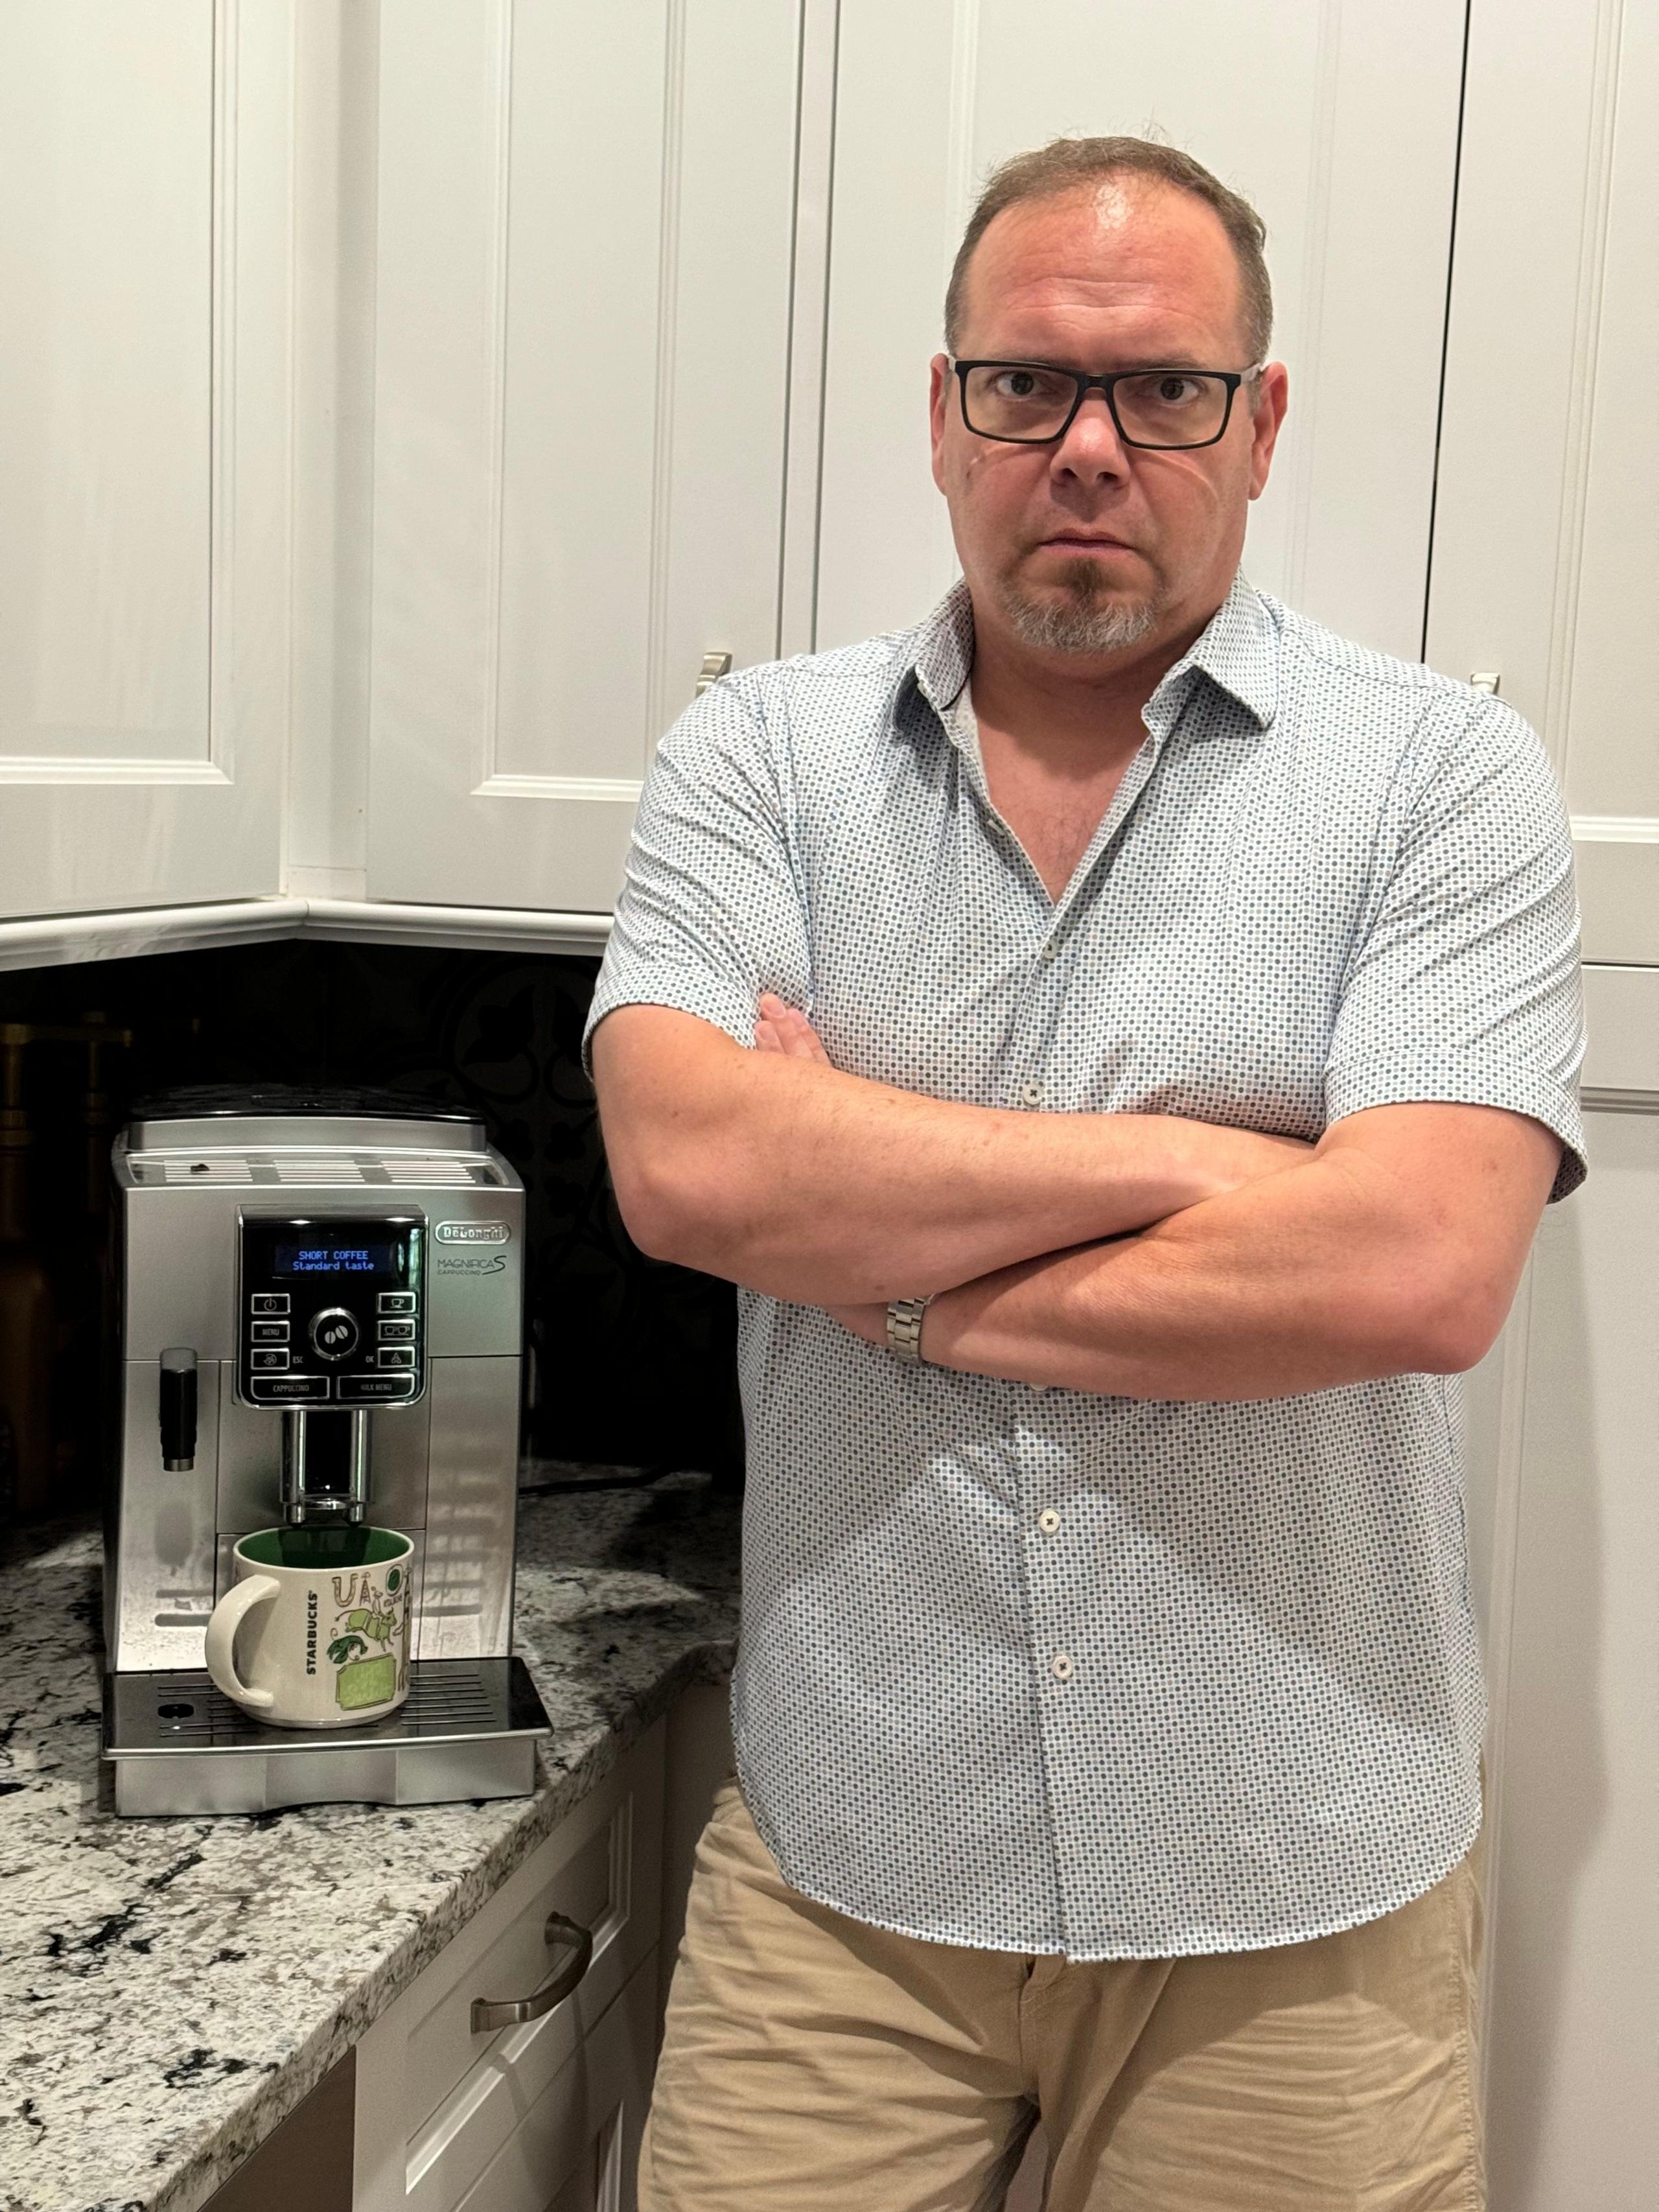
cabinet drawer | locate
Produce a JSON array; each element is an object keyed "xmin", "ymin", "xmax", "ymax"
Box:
[
  {"xmin": 356, "ymin": 1724, "xmax": 664, "ymax": 2212},
  {"xmin": 456, "ymin": 1949, "xmax": 658, "ymax": 2212}
]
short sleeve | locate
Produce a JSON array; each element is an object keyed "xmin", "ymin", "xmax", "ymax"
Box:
[
  {"xmin": 582, "ymin": 675, "xmax": 811, "ymax": 1072},
  {"xmin": 1324, "ymin": 695, "xmax": 1587, "ymax": 1201}
]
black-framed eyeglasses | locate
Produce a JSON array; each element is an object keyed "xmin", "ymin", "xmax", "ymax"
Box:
[{"xmin": 951, "ymin": 359, "xmax": 1264, "ymax": 450}]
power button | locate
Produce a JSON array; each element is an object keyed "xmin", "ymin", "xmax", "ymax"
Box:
[{"xmin": 308, "ymin": 1307, "xmax": 361, "ymax": 1362}]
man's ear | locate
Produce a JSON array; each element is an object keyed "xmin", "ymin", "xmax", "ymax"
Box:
[
  {"xmin": 1247, "ymin": 361, "xmax": 1290, "ymax": 501},
  {"xmin": 929, "ymin": 354, "xmax": 952, "ymax": 495}
]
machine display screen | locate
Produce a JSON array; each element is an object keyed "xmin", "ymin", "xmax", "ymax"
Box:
[{"xmin": 273, "ymin": 1239, "xmax": 399, "ymax": 1277}]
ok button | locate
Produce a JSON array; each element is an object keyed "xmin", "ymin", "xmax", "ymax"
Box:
[{"xmin": 308, "ymin": 1307, "xmax": 360, "ymax": 1361}]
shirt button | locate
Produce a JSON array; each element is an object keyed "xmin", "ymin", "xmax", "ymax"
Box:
[
  {"xmin": 1040, "ymin": 941, "xmax": 1057, "ymax": 962},
  {"xmin": 1050, "ymin": 1653, "xmax": 1074, "ymax": 1682},
  {"xmin": 1019, "ymin": 1080, "xmax": 1044, "ymax": 1107},
  {"xmin": 1038, "ymin": 1508, "xmax": 1061, "ymax": 1534}
]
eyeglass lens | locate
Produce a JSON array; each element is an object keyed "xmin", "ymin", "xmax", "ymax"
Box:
[{"xmin": 962, "ymin": 365, "xmax": 1233, "ymax": 448}]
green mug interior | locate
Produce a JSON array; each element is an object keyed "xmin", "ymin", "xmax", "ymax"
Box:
[{"xmin": 238, "ymin": 1525, "xmax": 412, "ymax": 1572}]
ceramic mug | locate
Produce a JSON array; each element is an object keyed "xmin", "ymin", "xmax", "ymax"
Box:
[{"xmin": 203, "ymin": 1525, "xmax": 414, "ymax": 1728}]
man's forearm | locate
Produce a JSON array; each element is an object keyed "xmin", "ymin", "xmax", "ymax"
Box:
[
  {"xmin": 593, "ymin": 1005, "xmax": 1308, "ymax": 1304},
  {"xmin": 909, "ymin": 1112, "xmax": 1557, "ymax": 1399}
]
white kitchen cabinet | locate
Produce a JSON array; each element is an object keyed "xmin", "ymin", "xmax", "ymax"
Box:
[
  {"xmin": 456, "ymin": 1957, "xmax": 656, "ymax": 2212},
  {"xmin": 364, "ymin": 0, "xmax": 804, "ymax": 916},
  {"xmin": 0, "ymin": 1, "xmax": 294, "ymax": 920},
  {"xmin": 354, "ymin": 1725, "xmax": 664, "ymax": 2212},
  {"xmin": 799, "ymin": 0, "xmax": 1467, "ymax": 663},
  {"xmin": 1426, "ymin": 0, "xmax": 1658, "ymax": 966},
  {"xmin": 1462, "ymin": 975, "xmax": 1659, "ymax": 2212}
]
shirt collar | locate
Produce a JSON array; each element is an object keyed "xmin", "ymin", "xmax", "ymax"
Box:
[
  {"xmin": 906, "ymin": 580, "xmax": 977, "ymax": 727},
  {"xmin": 896, "ymin": 569, "xmax": 1280, "ymax": 743},
  {"xmin": 1150, "ymin": 570, "xmax": 1280, "ymax": 734}
]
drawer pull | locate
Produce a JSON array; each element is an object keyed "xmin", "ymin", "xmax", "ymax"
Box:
[{"xmin": 471, "ymin": 1911, "xmax": 595, "ymax": 2033}]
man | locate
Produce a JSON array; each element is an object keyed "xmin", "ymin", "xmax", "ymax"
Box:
[{"xmin": 588, "ymin": 137, "xmax": 1584, "ymax": 2211}]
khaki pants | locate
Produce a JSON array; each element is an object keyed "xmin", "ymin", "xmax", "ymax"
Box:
[{"xmin": 641, "ymin": 1782, "xmax": 1485, "ymax": 2212}]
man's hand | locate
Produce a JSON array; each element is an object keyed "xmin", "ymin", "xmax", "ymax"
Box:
[
  {"xmin": 820, "ymin": 1300, "xmax": 889, "ymax": 1345},
  {"xmin": 754, "ymin": 994, "xmax": 831, "ymax": 1063}
]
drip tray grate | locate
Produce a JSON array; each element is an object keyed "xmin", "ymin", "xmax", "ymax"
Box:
[
  {"xmin": 105, "ymin": 1657, "xmax": 549, "ymax": 1755},
  {"xmin": 102, "ymin": 1657, "xmax": 553, "ymax": 1815}
]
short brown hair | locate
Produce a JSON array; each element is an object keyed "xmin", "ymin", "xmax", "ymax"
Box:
[{"xmin": 944, "ymin": 135, "xmax": 1272, "ymax": 366}]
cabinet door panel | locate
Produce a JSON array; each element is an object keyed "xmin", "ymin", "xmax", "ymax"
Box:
[
  {"xmin": 1467, "ymin": 1100, "xmax": 1659, "ymax": 2211},
  {"xmin": 809, "ymin": 0, "xmax": 1464, "ymax": 662},
  {"xmin": 369, "ymin": 1, "xmax": 800, "ymax": 913},
  {"xmin": 0, "ymin": 0, "xmax": 289, "ymax": 918},
  {"xmin": 456, "ymin": 1952, "xmax": 656, "ymax": 2212},
  {"xmin": 354, "ymin": 1725, "xmax": 663, "ymax": 2212},
  {"xmin": 1426, "ymin": 0, "xmax": 1657, "ymax": 964}
]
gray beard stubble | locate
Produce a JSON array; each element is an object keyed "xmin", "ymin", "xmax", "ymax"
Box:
[{"xmin": 997, "ymin": 563, "xmax": 1164, "ymax": 656}]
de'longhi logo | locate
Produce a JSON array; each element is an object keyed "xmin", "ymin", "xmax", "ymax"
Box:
[{"xmin": 434, "ymin": 1219, "xmax": 512, "ymax": 1274}]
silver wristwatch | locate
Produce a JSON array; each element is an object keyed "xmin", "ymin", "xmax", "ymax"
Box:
[{"xmin": 886, "ymin": 1296, "xmax": 932, "ymax": 1365}]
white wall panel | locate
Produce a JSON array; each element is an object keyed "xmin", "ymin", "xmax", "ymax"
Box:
[
  {"xmin": 0, "ymin": 0, "xmax": 292, "ymax": 918},
  {"xmin": 808, "ymin": 0, "xmax": 1465, "ymax": 660}
]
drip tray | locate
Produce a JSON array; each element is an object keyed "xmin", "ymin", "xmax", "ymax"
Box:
[{"xmin": 103, "ymin": 1657, "xmax": 553, "ymax": 1818}]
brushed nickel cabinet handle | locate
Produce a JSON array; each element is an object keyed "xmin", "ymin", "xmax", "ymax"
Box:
[
  {"xmin": 695, "ymin": 651, "xmax": 733, "ymax": 697},
  {"xmin": 471, "ymin": 1911, "xmax": 594, "ymax": 2033},
  {"xmin": 1469, "ymin": 672, "xmax": 1501, "ymax": 695}
]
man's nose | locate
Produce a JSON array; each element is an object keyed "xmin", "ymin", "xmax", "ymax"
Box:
[{"xmin": 1050, "ymin": 389, "xmax": 1130, "ymax": 480}]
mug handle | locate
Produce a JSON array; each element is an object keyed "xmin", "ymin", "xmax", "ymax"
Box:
[{"xmin": 203, "ymin": 1576, "xmax": 282, "ymax": 1710}]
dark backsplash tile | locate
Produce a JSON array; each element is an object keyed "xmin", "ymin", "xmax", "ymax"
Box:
[{"xmin": 0, "ymin": 942, "xmax": 742, "ymax": 1500}]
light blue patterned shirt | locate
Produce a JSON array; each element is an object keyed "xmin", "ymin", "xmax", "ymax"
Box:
[{"xmin": 586, "ymin": 575, "xmax": 1586, "ymax": 1959}]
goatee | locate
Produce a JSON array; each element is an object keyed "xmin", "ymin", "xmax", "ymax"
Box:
[{"xmin": 997, "ymin": 562, "xmax": 1163, "ymax": 655}]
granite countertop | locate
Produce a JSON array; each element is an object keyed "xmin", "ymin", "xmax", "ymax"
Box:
[{"xmin": 0, "ymin": 1474, "xmax": 742, "ymax": 2212}]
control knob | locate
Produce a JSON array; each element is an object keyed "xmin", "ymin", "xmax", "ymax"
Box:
[{"xmin": 308, "ymin": 1307, "xmax": 360, "ymax": 1362}]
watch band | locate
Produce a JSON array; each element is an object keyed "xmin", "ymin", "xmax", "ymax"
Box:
[{"xmin": 886, "ymin": 1295, "xmax": 932, "ymax": 1365}]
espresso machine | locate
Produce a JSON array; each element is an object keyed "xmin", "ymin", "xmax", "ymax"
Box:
[{"xmin": 101, "ymin": 1085, "xmax": 551, "ymax": 1817}]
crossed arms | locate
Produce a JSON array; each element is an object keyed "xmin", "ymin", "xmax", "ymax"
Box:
[{"xmin": 590, "ymin": 996, "xmax": 1562, "ymax": 1402}]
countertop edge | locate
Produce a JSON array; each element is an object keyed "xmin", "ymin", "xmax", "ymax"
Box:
[{"xmin": 0, "ymin": 896, "xmax": 612, "ymax": 974}]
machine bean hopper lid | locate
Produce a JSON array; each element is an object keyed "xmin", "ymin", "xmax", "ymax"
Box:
[{"xmin": 124, "ymin": 1081, "xmax": 487, "ymax": 1156}]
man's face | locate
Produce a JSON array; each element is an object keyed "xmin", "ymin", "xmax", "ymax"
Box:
[{"xmin": 930, "ymin": 181, "xmax": 1288, "ymax": 663}]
